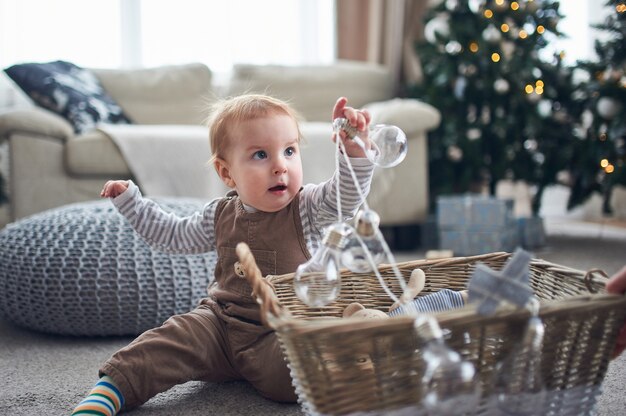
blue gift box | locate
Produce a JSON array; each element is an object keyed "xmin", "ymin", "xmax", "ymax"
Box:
[
  {"xmin": 439, "ymin": 227, "xmax": 519, "ymax": 255},
  {"xmin": 437, "ymin": 194, "xmax": 514, "ymax": 230},
  {"xmin": 437, "ymin": 195, "xmax": 521, "ymax": 255},
  {"xmin": 517, "ymin": 216, "xmax": 546, "ymax": 249}
]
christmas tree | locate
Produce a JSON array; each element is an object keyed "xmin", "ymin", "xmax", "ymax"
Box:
[
  {"xmin": 410, "ymin": 0, "xmax": 581, "ymax": 215},
  {"xmin": 570, "ymin": 0, "xmax": 626, "ymax": 213}
]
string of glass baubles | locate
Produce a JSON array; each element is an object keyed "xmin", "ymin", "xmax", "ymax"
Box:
[{"xmin": 293, "ymin": 118, "xmax": 409, "ymax": 308}]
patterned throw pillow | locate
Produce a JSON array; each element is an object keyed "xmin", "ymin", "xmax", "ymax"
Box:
[{"xmin": 4, "ymin": 60, "xmax": 132, "ymax": 133}]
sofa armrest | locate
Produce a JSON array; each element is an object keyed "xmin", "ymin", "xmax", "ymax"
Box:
[
  {"xmin": 0, "ymin": 108, "xmax": 74, "ymax": 143},
  {"xmin": 364, "ymin": 98, "xmax": 441, "ymax": 137}
]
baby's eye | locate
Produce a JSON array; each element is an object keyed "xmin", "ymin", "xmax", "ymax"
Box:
[
  {"xmin": 285, "ymin": 146, "xmax": 296, "ymax": 157},
  {"xmin": 253, "ymin": 150, "xmax": 267, "ymax": 160}
]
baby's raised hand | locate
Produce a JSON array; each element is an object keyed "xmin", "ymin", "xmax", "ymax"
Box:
[
  {"xmin": 332, "ymin": 97, "xmax": 372, "ymax": 159},
  {"xmin": 100, "ymin": 180, "xmax": 129, "ymax": 198}
]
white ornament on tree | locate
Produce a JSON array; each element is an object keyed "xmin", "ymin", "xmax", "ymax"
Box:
[
  {"xmin": 454, "ymin": 76, "xmax": 467, "ymax": 99},
  {"xmin": 581, "ymin": 109, "xmax": 594, "ymax": 129},
  {"xmin": 500, "ymin": 41, "xmax": 515, "ymax": 60},
  {"xmin": 447, "ymin": 145, "xmax": 463, "ymax": 161},
  {"xmin": 597, "ymin": 97, "xmax": 623, "ymax": 120},
  {"xmin": 527, "ymin": 91, "xmax": 541, "ymax": 103},
  {"xmin": 537, "ymin": 99, "xmax": 552, "ymax": 118},
  {"xmin": 445, "ymin": 0, "xmax": 460, "ymax": 11},
  {"xmin": 424, "ymin": 13, "xmax": 451, "ymax": 43},
  {"xmin": 467, "ymin": 128, "xmax": 481, "ymax": 141},
  {"xmin": 445, "ymin": 40, "xmax": 463, "ymax": 55},
  {"xmin": 468, "ymin": 0, "xmax": 485, "ymax": 13},
  {"xmin": 494, "ymin": 78, "xmax": 510, "ymax": 94},
  {"xmin": 482, "ymin": 25, "xmax": 502, "ymax": 43}
]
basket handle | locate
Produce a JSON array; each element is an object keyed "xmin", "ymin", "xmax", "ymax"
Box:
[
  {"xmin": 584, "ymin": 268, "xmax": 608, "ymax": 294},
  {"xmin": 235, "ymin": 242, "xmax": 286, "ymax": 326}
]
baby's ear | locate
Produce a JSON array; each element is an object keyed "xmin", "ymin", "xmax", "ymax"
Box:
[{"xmin": 214, "ymin": 158, "xmax": 235, "ymax": 188}]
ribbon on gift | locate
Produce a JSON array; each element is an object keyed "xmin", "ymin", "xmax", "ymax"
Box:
[{"xmin": 467, "ymin": 248, "xmax": 534, "ymax": 315}]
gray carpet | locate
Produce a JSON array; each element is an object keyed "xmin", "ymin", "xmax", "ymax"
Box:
[{"xmin": 1, "ymin": 233, "xmax": 625, "ymax": 415}]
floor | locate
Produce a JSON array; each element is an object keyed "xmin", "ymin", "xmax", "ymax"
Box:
[{"xmin": 1, "ymin": 217, "xmax": 626, "ymax": 415}]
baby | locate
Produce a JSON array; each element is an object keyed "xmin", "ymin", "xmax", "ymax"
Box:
[{"xmin": 71, "ymin": 94, "xmax": 375, "ymax": 415}]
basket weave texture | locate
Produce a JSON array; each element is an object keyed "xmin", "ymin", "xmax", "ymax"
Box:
[{"xmin": 244, "ymin": 250, "xmax": 626, "ymax": 416}]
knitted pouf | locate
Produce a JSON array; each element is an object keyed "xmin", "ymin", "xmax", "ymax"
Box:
[{"xmin": 0, "ymin": 199, "xmax": 216, "ymax": 336}]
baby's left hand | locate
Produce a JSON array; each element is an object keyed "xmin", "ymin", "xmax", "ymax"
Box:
[{"xmin": 332, "ymin": 97, "xmax": 372, "ymax": 158}]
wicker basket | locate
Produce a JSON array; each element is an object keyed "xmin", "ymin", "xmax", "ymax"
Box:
[{"xmin": 236, "ymin": 246, "xmax": 626, "ymax": 416}]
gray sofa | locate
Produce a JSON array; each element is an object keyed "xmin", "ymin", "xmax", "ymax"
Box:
[{"xmin": 0, "ymin": 61, "xmax": 441, "ymax": 227}]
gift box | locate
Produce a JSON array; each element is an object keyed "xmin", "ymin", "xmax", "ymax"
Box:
[
  {"xmin": 437, "ymin": 194, "xmax": 514, "ymax": 229},
  {"xmin": 437, "ymin": 194, "xmax": 519, "ymax": 255},
  {"xmin": 517, "ymin": 216, "xmax": 546, "ymax": 249},
  {"xmin": 439, "ymin": 227, "xmax": 519, "ymax": 255}
]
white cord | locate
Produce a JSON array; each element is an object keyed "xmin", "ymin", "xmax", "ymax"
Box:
[
  {"xmin": 334, "ymin": 122, "xmax": 408, "ymax": 296},
  {"xmin": 334, "ymin": 124, "xmax": 342, "ymax": 221},
  {"xmin": 350, "ymin": 230, "xmax": 401, "ymax": 303}
]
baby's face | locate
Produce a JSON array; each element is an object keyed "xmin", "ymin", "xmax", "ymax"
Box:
[{"xmin": 224, "ymin": 114, "xmax": 303, "ymax": 212}]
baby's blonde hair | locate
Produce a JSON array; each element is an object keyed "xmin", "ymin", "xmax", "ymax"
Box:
[{"xmin": 207, "ymin": 94, "xmax": 302, "ymax": 163}]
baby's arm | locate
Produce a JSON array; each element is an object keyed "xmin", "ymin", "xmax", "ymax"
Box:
[
  {"xmin": 102, "ymin": 180, "xmax": 217, "ymax": 254},
  {"xmin": 300, "ymin": 98, "xmax": 377, "ymax": 236}
]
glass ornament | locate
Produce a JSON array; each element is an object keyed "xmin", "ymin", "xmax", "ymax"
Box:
[
  {"xmin": 416, "ymin": 315, "xmax": 480, "ymax": 415},
  {"xmin": 294, "ymin": 222, "xmax": 352, "ymax": 307},
  {"xmin": 341, "ymin": 209, "xmax": 385, "ymax": 273},
  {"xmin": 495, "ymin": 299, "xmax": 546, "ymax": 415},
  {"xmin": 333, "ymin": 118, "xmax": 408, "ymax": 168}
]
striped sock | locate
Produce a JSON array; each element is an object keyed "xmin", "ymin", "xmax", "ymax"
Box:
[{"xmin": 72, "ymin": 375, "xmax": 124, "ymax": 416}]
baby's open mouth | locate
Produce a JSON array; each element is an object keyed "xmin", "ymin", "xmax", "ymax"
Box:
[{"xmin": 269, "ymin": 184, "xmax": 287, "ymax": 192}]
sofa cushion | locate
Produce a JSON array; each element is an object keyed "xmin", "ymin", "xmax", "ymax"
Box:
[
  {"xmin": 226, "ymin": 61, "xmax": 394, "ymax": 122},
  {"xmin": 4, "ymin": 60, "xmax": 131, "ymax": 134},
  {"xmin": 66, "ymin": 130, "xmax": 131, "ymax": 176},
  {"xmin": 92, "ymin": 63, "xmax": 213, "ymax": 126}
]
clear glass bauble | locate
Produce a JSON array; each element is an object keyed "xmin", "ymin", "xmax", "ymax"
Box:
[
  {"xmin": 293, "ymin": 223, "xmax": 351, "ymax": 307},
  {"xmin": 333, "ymin": 118, "xmax": 408, "ymax": 168}
]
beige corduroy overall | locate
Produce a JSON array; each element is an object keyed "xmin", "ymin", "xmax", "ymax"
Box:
[{"xmin": 100, "ymin": 192, "xmax": 310, "ymax": 410}]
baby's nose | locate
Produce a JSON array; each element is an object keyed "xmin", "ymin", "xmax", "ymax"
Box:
[{"xmin": 273, "ymin": 160, "xmax": 287, "ymax": 174}]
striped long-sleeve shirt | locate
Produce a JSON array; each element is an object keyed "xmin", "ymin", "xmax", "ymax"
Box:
[{"xmin": 111, "ymin": 156, "xmax": 375, "ymax": 257}]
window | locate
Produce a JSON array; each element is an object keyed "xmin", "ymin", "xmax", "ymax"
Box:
[
  {"xmin": 0, "ymin": 0, "xmax": 336, "ymax": 71},
  {"xmin": 554, "ymin": 0, "xmax": 613, "ymax": 65},
  {"xmin": 0, "ymin": 0, "xmax": 123, "ymax": 68},
  {"xmin": 140, "ymin": 0, "xmax": 335, "ymax": 72}
]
